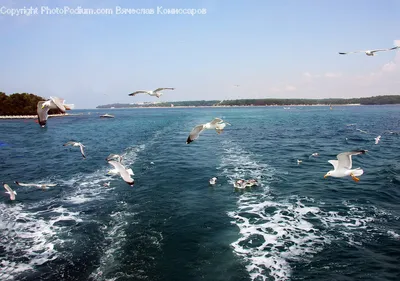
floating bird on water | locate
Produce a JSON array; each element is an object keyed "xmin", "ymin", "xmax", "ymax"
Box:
[
  {"xmin": 339, "ymin": 46, "xmax": 399, "ymax": 56},
  {"xmin": 15, "ymin": 181, "xmax": 57, "ymax": 190},
  {"xmin": 186, "ymin": 118, "xmax": 228, "ymax": 144},
  {"xmin": 311, "ymin": 153, "xmax": 319, "ymax": 157},
  {"xmin": 129, "ymin": 88, "xmax": 175, "ymax": 98},
  {"xmin": 107, "ymin": 160, "xmax": 134, "ymax": 186},
  {"xmin": 37, "ymin": 97, "xmax": 66, "ymax": 127},
  {"xmin": 63, "ymin": 141, "xmax": 86, "ymax": 158},
  {"xmin": 297, "ymin": 159, "xmax": 302, "ymax": 165},
  {"xmin": 374, "ymin": 135, "xmax": 381, "ymax": 145},
  {"xmin": 3, "ymin": 183, "xmax": 16, "ymax": 200},
  {"xmin": 209, "ymin": 177, "xmax": 217, "ymax": 185},
  {"xmin": 324, "ymin": 150, "xmax": 367, "ymax": 182}
]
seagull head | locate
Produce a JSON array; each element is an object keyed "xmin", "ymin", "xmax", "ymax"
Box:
[{"xmin": 324, "ymin": 171, "xmax": 333, "ymax": 178}]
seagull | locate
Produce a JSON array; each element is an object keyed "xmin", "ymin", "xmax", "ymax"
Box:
[
  {"xmin": 129, "ymin": 88, "xmax": 175, "ymax": 98},
  {"xmin": 311, "ymin": 153, "xmax": 319, "ymax": 157},
  {"xmin": 63, "ymin": 141, "xmax": 86, "ymax": 158},
  {"xmin": 297, "ymin": 159, "xmax": 302, "ymax": 165},
  {"xmin": 37, "ymin": 97, "xmax": 66, "ymax": 127},
  {"xmin": 374, "ymin": 135, "xmax": 381, "ymax": 145},
  {"xmin": 3, "ymin": 183, "xmax": 16, "ymax": 200},
  {"xmin": 233, "ymin": 179, "xmax": 246, "ymax": 189},
  {"xmin": 103, "ymin": 182, "xmax": 110, "ymax": 187},
  {"xmin": 324, "ymin": 150, "xmax": 368, "ymax": 182},
  {"xmin": 339, "ymin": 46, "xmax": 399, "ymax": 56},
  {"xmin": 14, "ymin": 181, "xmax": 57, "ymax": 190},
  {"xmin": 209, "ymin": 177, "xmax": 217, "ymax": 185},
  {"xmin": 186, "ymin": 118, "xmax": 227, "ymax": 144},
  {"xmin": 107, "ymin": 160, "xmax": 134, "ymax": 186}
]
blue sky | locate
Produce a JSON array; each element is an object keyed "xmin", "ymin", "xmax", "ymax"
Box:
[{"xmin": 0, "ymin": 0, "xmax": 399, "ymax": 108}]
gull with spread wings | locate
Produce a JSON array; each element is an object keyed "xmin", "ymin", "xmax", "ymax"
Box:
[
  {"xmin": 339, "ymin": 46, "xmax": 399, "ymax": 56},
  {"xmin": 129, "ymin": 88, "xmax": 175, "ymax": 98},
  {"xmin": 107, "ymin": 160, "xmax": 135, "ymax": 186},
  {"xmin": 3, "ymin": 183, "xmax": 16, "ymax": 200},
  {"xmin": 186, "ymin": 118, "xmax": 229, "ymax": 144},
  {"xmin": 63, "ymin": 141, "xmax": 86, "ymax": 158},
  {"xmin": 324, "ymin": 150, "xmax": 367, "ymax": 182},
  {"xmin": 37, "ymin": 97, "xmax": 67, "ymax": 127}
]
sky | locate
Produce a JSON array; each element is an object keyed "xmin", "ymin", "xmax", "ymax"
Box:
[{"xmin": 0, "ymin": 0, "xmax": 399, "ymax": 108}]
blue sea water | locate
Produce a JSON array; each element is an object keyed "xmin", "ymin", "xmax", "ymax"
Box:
[{"xmin": 0, "ymin": 105, "xmax": 400, "ymax": 281}]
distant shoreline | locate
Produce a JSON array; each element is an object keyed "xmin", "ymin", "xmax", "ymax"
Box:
[
  {"xmin": 0, "ymin": 113, "xmax": 80, "ymax": 119},
  {"xmin": 99, "ymin": 104, "xmax": 363, "ymax": 109}
]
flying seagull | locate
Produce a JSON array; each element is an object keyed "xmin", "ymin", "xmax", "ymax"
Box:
[
  {"xmin": 107, "ymin": 160, "xmax": 135, "ymax": 186},
  {"xmin": 374, "ymin": 135, "xmax": 381, "ymax": 145},
  {"xmin": 14, "ymin": 181, "xmax": 57, "ymax": 190},
  {"xmin": 129, "ymin": 88, "xmax": 175, "ymax": 98},
  {"xmin": 186, "ymin": 118, "xmax": 228, "ymax": 144},
  {"xmin": 37, "ymin": 97, "xmax": 66, "ymax": 127},
  {"xmin": 63, "ymin": 141, "xmax": 86, "ymax": 158},
  {"xmin": 3, "ymin": 183, "xmax": 16, "ymax": 200},
  {"xmin": 324, "ymin": 150, "xmax": 367, "ymax": 182},
  {"xmin": 339, "ymin": 46, "xmax": 399, "ymax": 56}
]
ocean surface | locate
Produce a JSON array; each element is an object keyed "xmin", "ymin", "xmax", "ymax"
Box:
[{"xmin": 0, "ymin": 106, "xmax": 400, "ymax": 281}]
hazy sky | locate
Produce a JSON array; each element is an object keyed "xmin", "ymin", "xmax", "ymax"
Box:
[{"xmin": 0, "ymin": 0, "xmax": 399, "ymax": 108}]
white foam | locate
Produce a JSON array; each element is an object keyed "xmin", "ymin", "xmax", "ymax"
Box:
[{"xmin": 387, "ymin": 230, "xmax": 400, "ymax": 239}]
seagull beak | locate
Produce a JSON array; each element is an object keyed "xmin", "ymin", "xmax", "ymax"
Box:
[{"xmin": 324, "ymin": 174, "xmax": 329, "ymax": 179}]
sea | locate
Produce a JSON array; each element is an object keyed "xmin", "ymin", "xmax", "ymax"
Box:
[{"xmin": 0, "ymin": 105, "xmax": 399, "ymax": 281}]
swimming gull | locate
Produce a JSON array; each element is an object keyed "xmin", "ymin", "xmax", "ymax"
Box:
[
  {"xmin": 186, "ymin": 118, "xmax": 227, "ymax": 144},
  {"xmin": 107, "ymin": 160, "xmax": 135, "ymax": 186},
  {"xmin": 209, "ymin": 177, "xmax": 217, "ymax": 185},
  {"xmin": 3, "ymin": 183, "xmax": 16, "ymax": 200},
  {"xmin": 15, "ymin": 181, "xmax": 57, "ymax": 190},
  {"xmin": 339, "ymin": 46, "xmax": 399, "ymax": 56},
  {"xmin": 297, "ymin": 159, "xmax": 302, "ymax": 165},
  {"xmin": 324, "ymin": 150, "xmax": 368, "ymax": 182},
  {"xmin": 63, "ymin": 141, "xmax": 86, "ymax": 158},
  {"xmin": 37, "ymin": 97, "xmax": 66, "ymax": 127},
  {"xmin": 374, "ymin": 135, "xmax": 381, "ymax": 144},
  {"xmin": 129, "ymin": 88, "xmax": 175, "ymax": 98}
]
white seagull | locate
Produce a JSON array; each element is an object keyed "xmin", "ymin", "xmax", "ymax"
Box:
[
  {"xmin": 107, "ymin": 160, "xmax": 135, "ymax": 186},
  {"xmin": 15, "ymin": 181, "xmax": 57, "ymax": 190},
  {"xmin": 129, "ymin": 88, "xmax": 175, "ymax": 98},
  {"xmin": 374, "ymin": 135, "xmax": 381, "ymax": 145},
  {"xmin": 3, "ymin": 183, "xmax": 16, "ymax": 200},
  {"xmin": 339, "ymin": 46, "xmax": 399, "ymax": 56},
  {"xmin": 37, "ymin": 97, "xmax": 66, "ymax": 127},
  {"xmin": 186, "ymin": 118, "xmax": 227, "ymax": 144},
  {"xmin": 209, "ymin": 177, "xmax": 217, "ymax": 185},
  {"xmin": 63, "ymin": 141, "xmax": 86, "ymax": 158},
  {"xmin": 297, "ymin": 159, "xmax": 302, "ymax": 165},
  {"xmin": 324, "ymin": 150, "xmax": 368, "ymax": 182}
]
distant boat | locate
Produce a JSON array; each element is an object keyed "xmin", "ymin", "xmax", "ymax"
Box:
[{"xmin": 100, "ymin": 113, "xmax": 115, "ymax": 118}]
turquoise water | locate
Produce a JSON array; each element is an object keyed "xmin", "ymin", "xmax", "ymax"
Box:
[{"xmin": 0, "ymin": 106, "xmax": 399, "ymax": 281}]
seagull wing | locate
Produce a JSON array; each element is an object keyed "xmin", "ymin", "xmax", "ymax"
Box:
[
  {"xmin": 44, "ymin": 184, "xmax": 57, "ymax": 187},
  {"xmin": 3, "ymin": 184, "xmax": 16, "ymax": 200},
  {"xmin": 186, "ymin": 124, "xmax": 205, "ymax": 144},
  {"xmin": 108, "ymin": 161, "xmax": 134, "ymax": 185},
  {"xmin": 129, "ymin": 91, "xmax": 149, "ymax": 96},
  {"xmin": 63, "ymin": 141, "xmax": 76, "ymax": 146},
  {"xmin": 336, "ymin": 150, "xmax": 367, "ymax": 170},
  {"xmin": 14, "ymin": 181, "xmax": 38, "ymax": 187},
  {"xmin": 328, "ymin": 160, "xmax": 339, "ymax": 170},
  {"xmin": 37, "ymin": 101, "xmax": 50, "ymax": 127},
  {"xmin": 210, "ymin": 118, "xmax": 223, "ymax": 125},
  {"xmin": 79, "ymin": 144, "xmax": 86, "ymax": 158},
  {"xmin": 153, "ymin": 88, "xmax": 175, "ymax": 92},
  {"xmin": 50, "ymin": 97, "xmax": 66, "ymax": 112}
]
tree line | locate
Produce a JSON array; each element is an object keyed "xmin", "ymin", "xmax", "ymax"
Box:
[
  {"xmin": 96, "ymin": 95, "xmax": 400, "ymax": 108},
  {"xmin": 0, "ymin": 92, "xmax": 63, "ymax": 115}
]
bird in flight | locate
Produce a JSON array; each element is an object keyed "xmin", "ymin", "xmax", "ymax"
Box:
[
  {"xmin": 63, "ymin": 141, "xmax": 86, "ymax": 158},
  {"xmin": 129, "ymin": 88, "xmax": 175, "ymax": 98},
  {"xmin": 186, "ymin": 118, "xmax": 229, "ymax": 144},
  {"xmin": 324, "ymin": 150, "xmax": 367, "ymax": 182},
  {"xmin": 339, "ymin": 46, "xmax": 399, "ymax": 56}
]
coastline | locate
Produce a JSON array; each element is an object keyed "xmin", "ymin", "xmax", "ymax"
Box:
[
  {"xmin": 97, "ymin": 104, "xmax": 362, "ymax": 109},
  {"xmin": 0, "ymin": 113, "xmax": 76, "ymax": 119}
]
